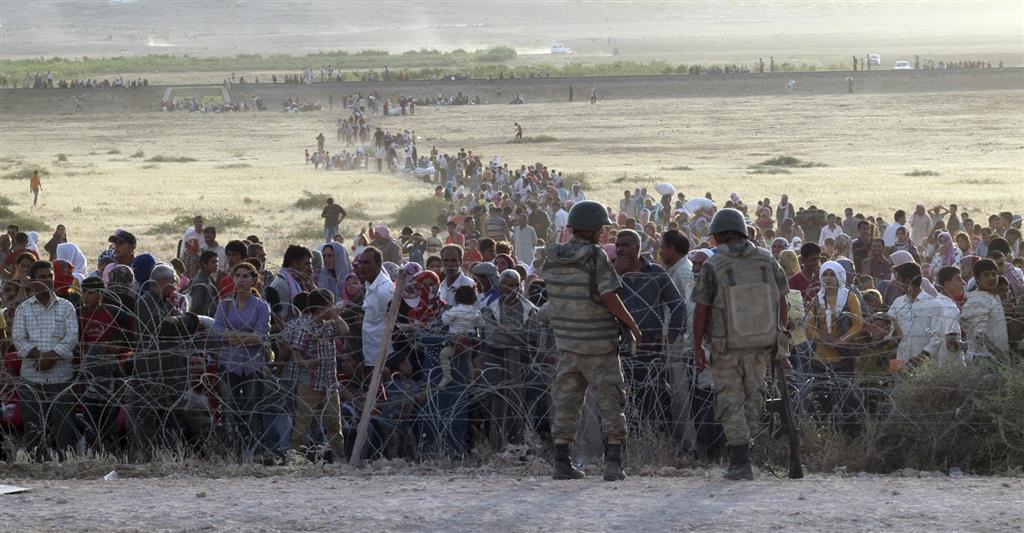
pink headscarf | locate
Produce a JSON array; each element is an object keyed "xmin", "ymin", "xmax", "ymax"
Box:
[
  {"xmin": 374, "ymin": 224, "xmax": 392, "ymax": 240},
  {"xmin": 102, "ymin": 262, "xmax": 118, "ymax": 284}
]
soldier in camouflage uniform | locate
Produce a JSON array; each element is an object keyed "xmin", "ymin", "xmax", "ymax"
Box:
[
  {"xmin": 691, "ymin": 208, "xmax": 789, "ymax": 480},
  {"xmin": 542, "ymin": 201, "xmax": 642, "ymax": 481}
]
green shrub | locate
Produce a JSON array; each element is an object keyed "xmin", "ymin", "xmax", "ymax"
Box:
[
  {"xmin": 129, "ymin": 149, "xmax": 145, "ymax": 159},
  {"xmin": 510, "ymin": 135, "xmax": 558, "ymax": 144},
  {"xmin": 755, "ymin": 156, "xmax": 827, "ymax": 168},
  {"xmin": 905, "ymin": 169, "xmax": 939, "ymax": 177},
  {"xmin": 146, "ymin": 155, "xmax": 197, "ymax": 163},
  {"xmin": 293, "ymin": 190, "xmax": 332, "ymax": 210},
  {"xmin": 217, "ymin": 163, "xmax": 251, "ymax": 169},
  {"xmin": 147, "ymin": 213, "xmax": 249, "ymax": 235},
  {"xmin": 563, "ymin": 171, "xmax": 593, "ymax": 191},
  {"xmin": 748, "ymin": 167, "xmax": 792, "ymax": 175},
  {"xmin": 392, "ymin": 196, "xmax": 449, "ymax": 228},
  {"xmin": 0, "ymin": 194, "xmax": 49, "ymax": 231},
  {"xmin": 106, "ymin": 148, "xmax": 121, "ymax": 155},
  {"xmin": 1, "ymin": 167, "xmax": 49, "ymax": 180},
  {"xmin": 56, "ymin": 153, "xmax": 68, "ymax": 162},
  {"xmin": 660, "ymin": 165, "xmax": 693, "ymax": 171}
]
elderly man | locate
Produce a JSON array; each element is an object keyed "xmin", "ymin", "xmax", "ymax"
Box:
[
  {"xmin": 12, "ymin": 260, "xmax": 79, "ymax": 460},
  {"xmin": 355, "ymin": 246, "xmax": 394, "ymax": 369},
  {"xmin": 614, "ymin": 229, "xmax": 685, "ymax": 425},
  {"xmin": 130, "ymin": 263, "xmax": 196, "ymax": 457},
  {"xmin": 481, "ymin": 269, "xmax": 539, "ymax": 447},
  {"xmin": 371, "ymin": 224, "xmax": 403, "ymax": 265}
]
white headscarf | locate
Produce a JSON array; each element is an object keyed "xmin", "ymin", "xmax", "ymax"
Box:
[
  {"xmin": 26, "ymin": 231, "xmax": 40, "ymax": 251},
  {"xmin": 55, "ymin": 242, "xmax": 88, "ymax": 282},
  {"xmin": 818, "ymin": 261, "xmax": 850, "ymax": 332}
]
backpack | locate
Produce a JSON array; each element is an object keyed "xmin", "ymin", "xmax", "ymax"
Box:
[{"xmin": 707, "ymin": 248, "xmax": 780, "ymax": 350}]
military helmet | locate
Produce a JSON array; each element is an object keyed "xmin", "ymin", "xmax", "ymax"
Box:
[
  {"xmin": 567, "ymin": 201, "xmax": 612, "ymax": 231},
  {"xmin": 709, "ymin": 208, "xmax": 748, "ymax": 237}
]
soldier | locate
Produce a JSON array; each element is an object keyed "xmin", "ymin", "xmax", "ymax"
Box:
[
  {"xmin": 542, "ymin": 201, "xmax": 642, "ymax": 481},
  {"xmin": 691, "ymin": 208, "xmax": 789, "ymax": 480}
]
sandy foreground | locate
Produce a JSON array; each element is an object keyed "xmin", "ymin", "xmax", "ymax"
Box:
[{"xmin": 2, "ymin": 466, "xmax": 1022, "ymax": 532}]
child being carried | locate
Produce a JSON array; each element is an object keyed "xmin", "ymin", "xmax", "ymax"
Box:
[{"xmin": 439, "ymin": 285, "xmax": 483, "ymax": 388}]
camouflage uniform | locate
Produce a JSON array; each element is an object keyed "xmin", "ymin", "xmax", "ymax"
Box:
[
  {"xmin": 692, "ymin": 241, "xmax": 788, "ymax": 446},
  {"xmin": 542, "ymin": 236, "xmax": 627, "ymax": 442}
]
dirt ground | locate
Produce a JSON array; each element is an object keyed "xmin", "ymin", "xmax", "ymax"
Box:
[
  {"xmin": 1, "ymin": 88, "xmax": 1021, "ymax": 261},
  {"xmin": 2, "ymin": 468, "xmax": 1023, "ymax": 531}
]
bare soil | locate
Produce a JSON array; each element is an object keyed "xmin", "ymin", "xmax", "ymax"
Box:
[{"xmin": 2, "ymin": 467, "xmax": 1022, "ymax": 531}]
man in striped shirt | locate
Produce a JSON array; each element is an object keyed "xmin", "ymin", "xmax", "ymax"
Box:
[{"xmin": 12, "ymin": 260, "xmax": 79, "ymax": 460}]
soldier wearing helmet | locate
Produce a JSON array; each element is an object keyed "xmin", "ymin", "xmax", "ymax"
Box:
[
  {"xmin": 691, "ymin": 208, "xmax": 790, "ymax": 480},
  {"xmin": 541, "ymin": 200, "xmax": 642, "ymax": 481}
]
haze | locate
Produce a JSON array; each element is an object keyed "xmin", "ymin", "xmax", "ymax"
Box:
[{"xmin": 1, "ymin": 0, "xmax": 1021, "ymax": 61}]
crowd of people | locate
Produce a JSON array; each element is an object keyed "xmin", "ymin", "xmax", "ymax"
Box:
[
  {"xmin": 1, "ymin": 139, "xmax": 1021, "ymax": 466},
  {"xmin": 18, "ymin": 73, "xmax": 150, "ymax": 89}
]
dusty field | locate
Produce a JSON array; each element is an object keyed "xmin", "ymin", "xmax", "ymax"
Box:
[
  {"xmin": 1, "ymin": 88, "xmax": 1021, "ymax": 261},
  {"xmin": 1, "ymin": 469, "xmax": 1022, "ymax": 531}
]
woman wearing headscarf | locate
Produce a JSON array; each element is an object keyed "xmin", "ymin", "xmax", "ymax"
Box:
[
  {"xmin": 44, "ymin": 225, "xmax": 68, "ymax": 260},
  {"xmin": 779, "ymin": 249, "xmax": 811, "ymax": 374},
  {"xmin": 337, "ymin": 272, "xmax": 365, "ymax": 363},
  {"xmin": 55, "ymin": 242, "xmax": 88, "ymax": 282},
  {"xmin": 104, "ymin": 264, "xmax": 138, "ymax": 332},
  {"xmin": 806, "ymin": 261, "xmax": 864, "ymax": 374},
  {"xmin": 51, "ymin": 259, "xmax": 82, "ymax": 306},
  {"xmin": 928, "ymin": 231, "xmax": 962, "ymax": 280},
  {"xmin": 131, "ymin": 253, "xmax": 157, "ymax": 292},
  {"xmin": 834, "ymin": 233, "xmax": 853, "ymax": 261},
  {"xmin": 885, "ymin": 225, "xmax": 921, "ymax": 264},
  {"xmin": 315, "ymin": 241, "xmax": 351, "ymax": 299},
  {"xmin": 181, "ymin": 237, "xmax": 202, "ymax": 280}
]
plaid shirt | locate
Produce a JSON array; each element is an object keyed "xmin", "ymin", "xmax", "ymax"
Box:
[
  {"xmin": 289, "ymin": 318, "xmax": 343, "ymax": 392},
  {"xmin": 12, "ymin": 294, "xmax": 79, "ymax": 384},
  {"xmin": 279, "ymin": 313, "xmax": 311, "ymax": 384}
]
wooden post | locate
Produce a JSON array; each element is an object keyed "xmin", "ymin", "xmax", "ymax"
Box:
[{"xmin": 349, "ymin": 274, "xmax": 406, "ymax": 467}]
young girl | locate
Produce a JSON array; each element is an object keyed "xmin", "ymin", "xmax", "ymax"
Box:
[{"xmin": 439, "ymin": 285, "xmax": 483, "ymax": 388}]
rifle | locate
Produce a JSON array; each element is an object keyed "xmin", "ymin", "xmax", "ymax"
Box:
[{"xmin": 771, "ymin": 351, "xmax": 804, "ymax": 479}]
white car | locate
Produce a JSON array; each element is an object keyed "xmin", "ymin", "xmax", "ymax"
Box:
[
  {"xmin": 551, "ymin": 43, "xmax": 573, "ymax": 55},
  {"xmin": 893, "ymin": 60, "xmax": 913, "ymax": 70},
  {"xmin": 867, "ymin": 54, "xmax": 881, "ymax": 65}
]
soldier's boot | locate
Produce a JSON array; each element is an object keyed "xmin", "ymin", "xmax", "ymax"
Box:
[
  {"xmin": 602, "ymin": 442, "xmax": 627, "ymax": 482},
  {"xmin": 551, "ymin": 443, "xmax": 585, "ymax": 480},
  {"xmin": 724, "ymin": 444, "xmax": 754, "ymax": 481}
]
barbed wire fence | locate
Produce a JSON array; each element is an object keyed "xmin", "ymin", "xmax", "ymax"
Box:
[{"xmin": 1, "ymin": 277, "xmax": 1023, "ymax": 474}]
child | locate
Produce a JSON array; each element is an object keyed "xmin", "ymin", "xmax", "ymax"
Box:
[
  {"xmin": 439, "ymin": 285, "xmax": 483, "ymax": 388},
  {"xmin": 287, "ymin": 289, "xmax": 349, "ymax": 462}
]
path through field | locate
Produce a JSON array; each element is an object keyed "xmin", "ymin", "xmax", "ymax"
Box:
[{"xmin": 2, "ymin": 470, "xmax": 1022, "ymax": 531}]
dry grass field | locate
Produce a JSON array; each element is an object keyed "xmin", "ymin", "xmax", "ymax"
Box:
[{"xmin": 1, "ymin": 88, "xmax": 1022, "ymax": 261}]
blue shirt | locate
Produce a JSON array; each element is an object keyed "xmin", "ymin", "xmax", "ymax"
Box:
[{"xmin": 213, "ymin": 296, "xmax": 271, "ymax": 375}]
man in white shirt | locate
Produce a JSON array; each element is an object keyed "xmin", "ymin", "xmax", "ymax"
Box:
[
  {"xmin": 553, "ymin": 201, "xmax": 571, "ymax": 244},
  {"xmin": 962, "ymin": 259, "xmax": 1010, "ymax": 358},
  {"xmin": 438, "ymin": 244, "xmax": 476, "ymax": 306},
  {"xmin": 882, "ymin": 210, "xmax": 908, "ymax": 247},
  {"xmin": 933, "ymin": 266, "xmax": 965, "ymax": 364},
  {"xmin": 355, "ymin": 247, "xmax": 395, "ymax": 368},
  {"xmin": 512, "ymin": 213, "xmax": 538, "ymax": 266},
  {"xmin": 200, "ymin": 226, "xmax": 227, "ymax": 270},
  {"xmin": 818, "ymin": 214, "xmax": 846, "ymax": 247},
  {"xmin": 889, "ymin": 262, "xmax": 943, "ymax": 368},
  {"xmin": 566, "ymin": 183, "xmax": 586, "ymax": 204},
  {"xmin": 11, "ymin": 260, "xmax": 80, "ymax": 459}
]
